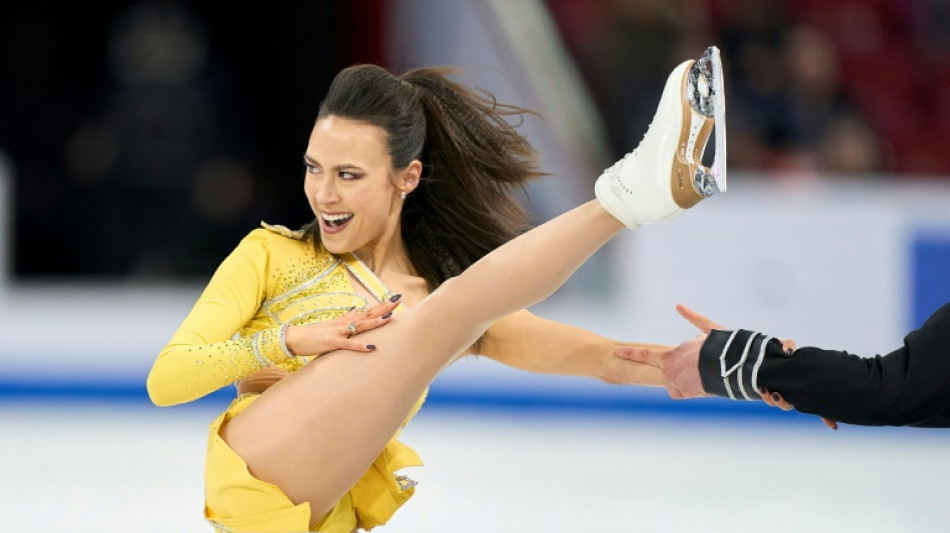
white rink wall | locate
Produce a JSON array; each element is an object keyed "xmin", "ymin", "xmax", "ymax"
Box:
[{"xmin": 2, "ymin": 173, "xmax": 949, "ymax": 406}]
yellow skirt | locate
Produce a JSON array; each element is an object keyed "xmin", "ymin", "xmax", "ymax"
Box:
[{"xmin": 203, "ymin": 394, "xmax": 422, "ymax": 532}]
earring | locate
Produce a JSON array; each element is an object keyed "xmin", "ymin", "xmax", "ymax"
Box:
[{"xmin": 400, "ymin": 191, "xmax": 407, "ymax": 200}]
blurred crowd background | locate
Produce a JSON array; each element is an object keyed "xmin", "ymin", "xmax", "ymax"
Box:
[
  {"xmin": 2, "ymin": 0, "xmax": 949, "ymax": 281},
  {"xmin": 550, "ymin": 0, "xmax": 950, "ymax": 177}
]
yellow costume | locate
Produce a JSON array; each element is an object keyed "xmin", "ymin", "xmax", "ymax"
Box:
[{"xmin": 148, "ymin": 223, "xmax": 426, "ymax": 532}]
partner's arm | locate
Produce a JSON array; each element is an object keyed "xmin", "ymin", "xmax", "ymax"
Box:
[{"xmin": 701, "ymin": 302, "xmax": 950, "ymax": 427}]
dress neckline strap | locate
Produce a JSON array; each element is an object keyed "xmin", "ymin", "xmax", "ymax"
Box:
[{"xmin": 342, "ymin": 252, "xmax": 393, "ymax": 304}]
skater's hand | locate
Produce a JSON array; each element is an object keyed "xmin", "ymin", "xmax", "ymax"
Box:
[
  {"xmin": 236, "ymin": 296, "xmax": 402, "ymax": 396},
  {"xmin": 285, "ymin": 295, "xmax": 402, "ymax": 356},
  {"xmin": 238, "ymin": 366, "xmax": 291, "ymax": 395},
  {"xmin": 616, "ymin": 336, "xmax": 708, "ymax": 398}
]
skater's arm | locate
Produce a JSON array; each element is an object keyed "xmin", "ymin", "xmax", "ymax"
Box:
[
  {"xmin": 147, "ymin": 230, "xmax": 296, "ymax": 406},
  {"xmin": 479, "ymin": 310, "xmax": 667, "ymax": 386}
]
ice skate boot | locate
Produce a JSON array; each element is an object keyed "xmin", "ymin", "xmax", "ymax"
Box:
[{"xmin": 595, "ymin": 46, "xmax": 727, "ymax": 228}]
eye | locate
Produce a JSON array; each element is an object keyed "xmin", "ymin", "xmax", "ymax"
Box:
[
  {"xmin": 305, "ymin": 164, "xmax": 320, "ymax": 174},
  {"xmin": 339, "ymin": 171, "xmax": 359, "ymax": 180}
]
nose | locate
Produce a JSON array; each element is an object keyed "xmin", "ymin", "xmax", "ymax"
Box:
[{"xmin": 313, "ymin": 176, "xmax": 340, "ymax": 205}]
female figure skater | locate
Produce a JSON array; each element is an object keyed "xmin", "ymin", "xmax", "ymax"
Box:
[{"xmin": 148, "ymin": 47, "xmax": 726, "ymax": 532}]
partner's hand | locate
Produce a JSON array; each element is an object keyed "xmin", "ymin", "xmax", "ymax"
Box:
[
  {"xmin": 677, "ymin": 303, "xmax": 797, "ymax": 353},
  {"xmin": 285, "ymin": 294, "xmax": 402, "ymax": 356},
  {"xmin": 759, "ymin": 388, "xmax": 839, "ymax": 430},
  {"xmin": 614, "ymin": 303, "xmax": 720, "ymax": 398},
  {"xmin": 680, "ymin": 304, "xmax": 840, "ymax": 427},
  {"xmin": 615, "ymin": 336, "xmax": 708, "ymax": 399},
  {"xmin": 617, "ymin": 304, "xmax": 799, "ymax": 401}
]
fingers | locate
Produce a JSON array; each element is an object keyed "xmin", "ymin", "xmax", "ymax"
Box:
[
  {"xmin": 330, "ymin": 294, "xmax": 402, "ymax": 353},
  {"xmin": 760, "ymin": 388, "xmax": 834, "ymax": 429},
  {"xmin": 341, "ymin": 339, "xmax": 378, "ymax": 352},
  {"xmin": 675, "ymin": 304, "xmax": 725, "ymax": 333},
  {"xmin": 666, "ymin": 386, "xmax": 707, "ymax": 400},
  {"xmin": 342, "ymin": 294, "xmax": 402, "ymax": 321},
  {"xmin": 615, "ymin": 346, "xmax": 665, "ymax": 368},
  {"xmin": 348, "ymin": 312, "xmax": 395, "ymax": 336},
  {"xmin": 780, "ymin": 338, "xmax": 797, "ymax": 353},
  {"xmin": 759, "ymin": 388, "xmax": 793, "ymax": 411},
  {"xmin": 760, "ymin": 387, "xmax": 836, "ymax": 428},
  {"xmin": 338, "ymin": 294, "xmax": 402, "ymax": 334},
  {"xmin": 331, "ymin": 320, "xmax": 385, "ymax": 352},
  {"xmin": 363, "ymin": 294, "xmax": 403, "ymax": 318}
]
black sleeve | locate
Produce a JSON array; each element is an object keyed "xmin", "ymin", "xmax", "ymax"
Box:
[{"xmin": 697, "ymin": 302, "xmax": 950, "ymax": 427}]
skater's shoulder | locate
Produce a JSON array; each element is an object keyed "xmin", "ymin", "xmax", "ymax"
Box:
[
  {"xmin": 237, "ymin": 222, "xmax": 319, "ymax": 259},
  {"xmin": 260, "ymin": 221, "xmax": 308, "ymax": 240}
]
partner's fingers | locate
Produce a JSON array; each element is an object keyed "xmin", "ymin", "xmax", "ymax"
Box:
[
  {"xmin": 760, "ymin": 390, "xmax": 836, "ymax": 429},
  {"xmin": 780, "ymin": 338, "xmax": 797, "ymax": 353},
  {"xmin": 615, "ymin": 346, "xmax": 666, "ymax": 368},
  {"xmin": 759, "ymin": 388, "xmax": 793, "ymax": 411},
  {"xmin": 667, "ymin": 387, "xmax": 685, "ymax": 400},
  {"xmin": 675, "ymin": 304, "xmax": 725, "ymax": 333}
]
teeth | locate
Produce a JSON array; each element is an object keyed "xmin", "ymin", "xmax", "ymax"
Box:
[{"xmin": 321, "ymin": 212, "xmax": 353, "ymax": 223}]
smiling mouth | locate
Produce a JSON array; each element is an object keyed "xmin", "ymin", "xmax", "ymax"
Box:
[{"xmin": 321, "ymin": 212, "xmax": 354, "ymax": 231}]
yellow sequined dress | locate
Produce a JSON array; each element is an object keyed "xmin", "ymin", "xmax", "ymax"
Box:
[{"xmin": 148, "ymin": 223, "xmax": 426, "ymax": 532}]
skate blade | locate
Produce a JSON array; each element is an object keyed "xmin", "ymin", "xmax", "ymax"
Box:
[
  {"xmin": 708, "ymin": 46, "xmax": 727, "ymax": 193},
  {"xmin": 687, "ymin": 47, "xmax": 727, "ymax": 194}
]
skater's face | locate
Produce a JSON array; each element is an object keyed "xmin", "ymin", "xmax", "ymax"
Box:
[{"xmin": 303, "ymin": 116, "xmax": 419, "ymax": 255}]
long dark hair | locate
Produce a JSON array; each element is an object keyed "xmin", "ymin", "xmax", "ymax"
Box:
[{"xmin": 306, "ymin": 64, "xmax": 544, "ymax": 292}]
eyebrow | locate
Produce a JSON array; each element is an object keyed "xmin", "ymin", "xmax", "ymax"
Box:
[{"xmin": 302, "ymin": 154, "xmax": 362, "ymax": 171}]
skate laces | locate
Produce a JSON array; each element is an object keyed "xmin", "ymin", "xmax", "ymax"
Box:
[{"xmin": 608, "ymin": 126, "xmax": 651, "ymax": 187}]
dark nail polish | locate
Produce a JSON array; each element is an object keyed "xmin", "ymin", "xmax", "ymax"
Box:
[
  {"xmin": 366, "ymin": 344, "xmax": 376, "ymax": 350},
  {"xmin": 771, "ymin": 392, "xmax": 781, "ymax": 402},
  {"xmin": 390, "ymin": 294, "xmax": 402, "ymax": 302},
  {"xmin": 381, "ymin": 312, "xmax": 392, "ymax": 319}
]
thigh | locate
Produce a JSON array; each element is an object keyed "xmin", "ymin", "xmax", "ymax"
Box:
[
  {"xmin": 220, "ymin": 294, "xmax": 487, "ymax": 519},
  {"xmin": 206, "ymin": 395, "xmax": 315, "ymax": 532}
]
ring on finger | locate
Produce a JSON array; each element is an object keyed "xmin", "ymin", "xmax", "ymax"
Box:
[{"xmin": 348, "ymin": 322, "xmax": 358, "ymax": 336}]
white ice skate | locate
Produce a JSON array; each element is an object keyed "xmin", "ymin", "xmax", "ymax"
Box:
[{"xmin": 595, "ymin": 46, "xmax": 727, "ymax": 228}]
